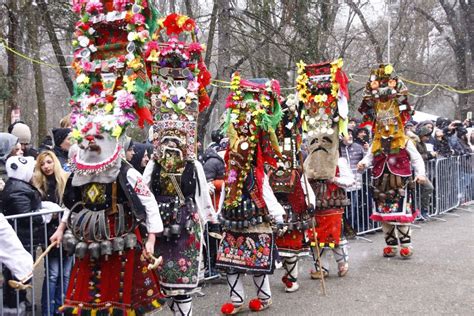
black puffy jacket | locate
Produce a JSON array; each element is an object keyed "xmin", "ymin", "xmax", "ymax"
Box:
[
  {"xmin": 203, "ymin": 147, "xmax": 225, "ymax": 181},
  {"xmin": 1, "ymin": 178, "xmax": 44, "ymax": 247}
]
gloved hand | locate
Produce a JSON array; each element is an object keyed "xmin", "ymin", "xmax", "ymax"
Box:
[
  {"xmin": 42, "ymin": 213, "xmax": 53, "ymax": 224},
  {"xmin": 208, "ymin": 182, "xmax": 216, "ymax": 194}
]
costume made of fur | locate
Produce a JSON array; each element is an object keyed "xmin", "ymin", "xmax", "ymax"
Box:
[
  {"xmin": 358, "ymin": 64, "xmax": 425, "ymax": 258},
  {"xmin": 217, "ymin": 73, "xmax": 285, "ymax": 314},
  {"xmin": 142, "ymin": 13, "xmax": 215, "ymax": 316},
  {"xmin": 268, "ymin": 93, "xmax": 315, "ymax": 293},
  {"xmin": 296, "ymin": 59, "xmax": 354, "ymax": 278},
  {"xmin": 59, "ymin": 1, "xmax": 164, "ymax": 314}
]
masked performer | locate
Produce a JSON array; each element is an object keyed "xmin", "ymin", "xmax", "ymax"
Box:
[
  {"xmin": 142, "ymin": 13, "xmax": 215, "ymax": 316},
  {"xmin": 357, "ymin": 64, "xmax": 426, "ymax": 258},
  {"xmin": 268, "ymin": 93, "xmax": 315, "ymax": 293},
  {"xmin": 58, "ymin": 1, "xmax": 164, "ymax": 314},
  {"xmin": 216, "ymin": 73, "xmax": 285, "ymax": 314},
  {"xmin": 296, "ymin": 59, "xmax": 354, "ymax": 278}
]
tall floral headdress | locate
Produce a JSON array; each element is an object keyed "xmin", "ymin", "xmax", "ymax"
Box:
[
  {"xmin": 222, "ymin": 72, "xmax": 282, "ymax": 208},
  {"xmin": 296, "ymin": 59, "xmax": 349, "ymax": 137},
  {"xmin": 70, "ymin": 0, "xmax": 156, "ymax": 142},
  {"xmin": 145, "ymin": 13, "xmax": 211, "ymax": 159}
]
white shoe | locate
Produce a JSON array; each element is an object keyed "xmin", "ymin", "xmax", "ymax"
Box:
[{"xmin": 285, "ymin": 281, "xmax": 299, "ymax": 293}]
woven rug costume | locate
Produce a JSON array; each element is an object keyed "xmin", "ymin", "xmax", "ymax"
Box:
[
  {"xmin": 142, "ymin": 12, "xmax": 216, "ymax": 316},
  {"xmin": 217, "ymin": 73, "xmax": 285, "ymax": 315},
  {"xmin": 60, "ymin": 1, "xmax": 165, "ymax": 314},
  {"xmin": 358, "ymin": 64, "xmax": 425, "ymax": 258},
  {"xmin": 296, "ymin": 59, "xmax": 354, "ymax": 278},
  {"xmin": 268, "ymin": 93, "xmax": 315, "ymax": 293}
]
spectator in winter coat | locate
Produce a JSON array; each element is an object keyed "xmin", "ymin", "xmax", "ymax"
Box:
[
  {"xmin": 415, "ymin": 126, "xmax": 437, "ymax": 161},
  {"xmin": 0, "ymin": 133, "xmax": 22, "ymax": 190},
  {"xmin": 130, "ymin": 143, "xmax": 152, "ymax": 174},
  {"xmin": 9, "ymin": 121, "xmax": 38, "ymax": 158},
  {"xmin": 339, "ymin": 128, "xmax": 365, "ymax": 172},
  {"xmin": 32, "ymin": 150, "xmax": 72, "ymax": 316},
  {"xmin": 1, "ymin": 156, "xmax": 49, "ymax": 309},
  {"xmin": 123, "ymin": 136, "xmax": 135, "ymax": 162},
  {"xmin": 433, "ymin": 129, "xmax": 453, "ymax": 157},
  {"xmin": 354, "ymin": 127, "xmax": 370, "ymax": 151},
  {"xmin": 416, "ymin": 120, "xmax": 435, "ymax": 145},
  {"xmin": 457, "ymin": 127, "xmax": 473, "ymax": 154},
  {"xmin": 414, "ymin": 126, "xmax": 435, "ymax": 221},
  {"xmin": 52, "ymin": 128, "xmax": 72, "ymax": 171},
  {"xmin": 444, "ymin": 120, "xmax": 467, "ymax": 155}
]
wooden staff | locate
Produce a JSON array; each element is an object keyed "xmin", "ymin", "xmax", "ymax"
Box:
[
  {"xmin": 8, "ymin": 240, "xmax": 59, "ymax": 290},
  {"xmin": 298, "ymin": 151, "xmax": 327, "ymax": 296}
]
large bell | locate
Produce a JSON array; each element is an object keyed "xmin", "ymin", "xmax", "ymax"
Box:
[
  {"xmin": 124, "ymin": 233, "xmax": 137, "ymax": 250},
  {"xmin": 100, "ymin": 240, "xmax": 113, "ymax": 258},
  {"xmin": 170, "ymin": 224, "xmax": 182, "ymax": 238},
  {"xmin": 63, "ymin": 230, "xmax": 78, "ymax": 256},
  {"xmin": 88, "ymin": 242, "xmax": 101, "ymax": 261},
  {"xmin": 112, "ymin": 236, "xmax": 125, "ymax": 254},
  {"xmin": 75, "ymin": 241, "xmax": 88, "ymax": 259},
  {"xmin": 184, "ymin": 218, "xmax": 194, "ymax": 232}
]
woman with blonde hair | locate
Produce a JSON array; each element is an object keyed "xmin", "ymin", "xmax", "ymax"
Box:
[{"xmin": 32, "ymin": 150, "xmax": 72, "ymax": 316}]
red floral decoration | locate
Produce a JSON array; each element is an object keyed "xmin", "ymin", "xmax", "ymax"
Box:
[
  {"xmin": 248, "ymin": 298, "xmax": 263, "ymax": 311},
  {"xmin": 221, "ymin": 303, "xmax": 236, "ymax": 315},
  {"xmin": 163, "ymin": 13, "xmax": 181, "ymax": 35}
]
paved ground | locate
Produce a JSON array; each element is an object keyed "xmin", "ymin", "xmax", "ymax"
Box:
[
  {"xmin": 168, "ymin": 205, "xmax": 474, "ymax": 315},
  {"xmin": 7, "ymin": 205, "xmax": 473, "ymax": 315}
]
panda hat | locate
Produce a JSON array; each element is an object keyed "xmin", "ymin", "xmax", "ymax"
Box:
[{"xmin": 6, "ymin": 156, "xmax": 36, "ymax": 183}]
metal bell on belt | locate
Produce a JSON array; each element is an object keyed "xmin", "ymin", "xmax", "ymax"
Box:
[
  {"xmin": 63, "ymin": 230, "xmax": 78, "ymax": 256},
  {"xmin": 124, "ymin": 233, "xmax": 137, "ymax": 250},
  {"xmin": 184, "ymin": 218, "xmax": 194, "ymax": 232},
  {"xmin": 100, "ymin": 240, "xmax": 113, "ymax": 258},
  {"xmin": 170, "ymin": 224, "xmax": 182, "ymax": 238},
  {"xmin": 75, "ymin": 241, "xmax": 88, "ymax": 259},
  {"xmin": 163, "ymin": 227, "xmax": 172, "ymax": 240},
  {"xmin": 88, "ymin": 242, "xmax": 101, "ymax": 261},
  {"xmin": 113, "ymin": 236, "xmax": 125, "ymax": 254}
]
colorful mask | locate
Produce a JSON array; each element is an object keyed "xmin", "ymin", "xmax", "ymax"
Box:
[
  {"xmin": 69, "ymin": 0, "xmax": 154, "ymax": 175},
  {"xmin": 223, "ymin": 73, "xmax": 282, "ymax": 208},
  {"xmin": 146, "ymin": 13, "xmax": 211, "ymax": 165},
  {"xmin": 296, "ymin": 59, "xmax": 349, "ymax": 180},
  {"xmin": 358, "ymin": 64, "xmax": 413, "ymax": 155}
]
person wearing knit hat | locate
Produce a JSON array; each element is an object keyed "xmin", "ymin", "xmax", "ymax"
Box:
[
  {"xmin": 52, "ymin": 128, "xmax": 72, "ymax": 172},
  {"xmin": 413, "ymin": 125, "xmax": 436, "ymax": 222},
  {"xmin": 9, "ymin": 121, "xmax": 38, "ymax": 158},
  {"xmin": 0, "ymin": 133, "xmax": 21, "ymax": 190}
]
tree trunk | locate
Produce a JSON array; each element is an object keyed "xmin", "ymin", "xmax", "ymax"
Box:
[
  {"xmin": 184, "ymin": 0, "xmax": 193, "ymax": 18},
  {"xmin": 27, "ymin": 4, "xmax": 47, "ymax": 145},
  {"xmin": 204, "ymin": 0, "xmax": 218, "ymax": 67},
  {"xmin": 197, "ymin": 0, "xmax": 232, "ymax": 144},
  {"xmin": 4, "ymin": 0, "xmax": 19, "ymax": 129},
  {"xmin": 347, "ymin": 0, "xmax": 384, "ymax": 63},
  {"xmin": 38, "ymin": 0, "xmax": 74, "ymax": 96}
]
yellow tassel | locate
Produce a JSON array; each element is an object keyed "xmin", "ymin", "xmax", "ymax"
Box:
[
  {"xmin": 72, "ymin": 307, "xmax": 79, "ymax": 315},
  {"xmin": 127, "ymin": 309, "xmax": 136, "ymax": 316},
  {"xmin": 108, "ymin": 307, "xmax": 114, "ymax": 315},
  {"xmin": 310, "ymin": 242, "xmax": 316, "ymax": 247},
  {"xmin": 152, "ymin": 300, "xmax": 161, "ymax": 308},
  {"xmin": 319, "ymin": 242, "xmax": 325, "ymax": 248},
  {"xmin": 91, "ymin": 309, "xmax": 97, "ymax": 316},
  {"xmin": 329, "ymin": 242, "xmax": 335, "ymax": 248}
]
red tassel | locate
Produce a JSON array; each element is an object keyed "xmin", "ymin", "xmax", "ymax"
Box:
[
  {"xmin": 221, "ymin": 303, "xmax": 235, "ymax": 315},
  {"xmin": 248, "ymin": 298, "xmax": 263, "ymax": 311},
  {"xmin": 400, "ymin": 247, "xmax": 411, "ymax": 256},
  {"xmin": 134, "ymin": 106, "xmax": 153, "ymax": 128},
  {"xmin": 383, "ymin": 246, "xmax": 395, "ymax": 256}
]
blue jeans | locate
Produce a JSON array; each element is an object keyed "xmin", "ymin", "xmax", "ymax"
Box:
[{"xmin": 41, "ymin": 255, "xmax": 73, "ymax": 315}]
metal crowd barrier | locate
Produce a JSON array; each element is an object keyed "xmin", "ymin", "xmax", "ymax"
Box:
[
  {"xmin": 346, "ymin": 153, "xmax": 474, "ymax": 235},
  {"xmin": 1, "ymin": 209, "xmax": 68, "ymax": 316}
]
